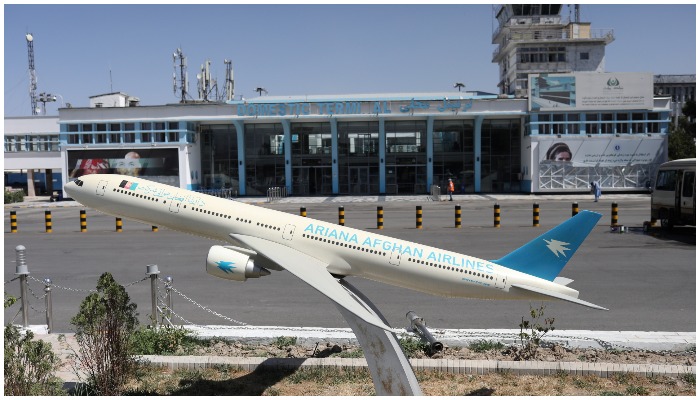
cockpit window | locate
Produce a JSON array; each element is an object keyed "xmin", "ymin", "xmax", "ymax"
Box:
[{"xmin": 74, "ymin": 179, "xmax": 84, "ymax": 187}]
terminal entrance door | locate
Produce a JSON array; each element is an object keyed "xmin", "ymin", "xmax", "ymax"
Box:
[
  {"xmin": 349, "ymin": 167, "xmax": 370, "ymax": 194},
  {"xmin": 292, "ymin": 166, "xmax": 332, "ymax": 195}
]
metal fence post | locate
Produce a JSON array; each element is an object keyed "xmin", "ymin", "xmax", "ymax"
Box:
[
  {"xmin": 80, "ymin": 209, "xmax": 87, "ymax": 232},
  {"xmin": 164, "ymin": 276, "xmax": 173, "ymax": 325},
  {"xmin": 532, "ymin": 203, "xmax": 540, "ymax": 227},
  {"xmin": 15, "ymin": 245, "xmax": 30, "ymax": 328},
  {"xmin": 44, "ymin": 211, "xmax": 52, "ymax": 233},
  {"xmin": 10, "ymin": 211, "xmax": 18, "ymax": 233},
  {"xmin": 146, "ymin": 264, "xmax": 160, "ymax": 327},
  {"xmin": 338, "ymin": 206, "xmax": 345, "ymax": 226},
  {"xmin": 377, "ymin": 206, "xmax": 384, "ymax": 229},
  {"xmin": 493, "ymin": 204, "xmax": 500, "ymax": 228},
  {"xmin": 44, "ymin": 278, "xmax": 53, "ymax": 333},
  {"xmin": 572, "ymin": 202, "xmax": 579, "ymax": 217},
  {"xmin": 455, "ymin": 205, "xmax": 462, "ymax": 228},
  {"xmin": 415, "ymin": 205, "xmax": 423, "ymax": 229}
]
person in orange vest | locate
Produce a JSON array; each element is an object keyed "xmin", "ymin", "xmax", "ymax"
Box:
[{"xmin": 447, "ymin": 178, "xmax": 455, "ymax": 201}]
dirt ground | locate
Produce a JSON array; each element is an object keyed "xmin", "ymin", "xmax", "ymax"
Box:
[{"xmin": 185, "ymin": 338, "xmax": 696, "ymax": 366}]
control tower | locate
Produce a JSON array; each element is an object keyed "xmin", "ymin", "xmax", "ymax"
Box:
[{"xmin": 492, "ymin": 5, "xmax": 614, "ymax": 97}]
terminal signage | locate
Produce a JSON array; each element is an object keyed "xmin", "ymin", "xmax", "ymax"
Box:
[
  {"xmin": 234, "ymin": 98, "xmax": 476, "ymax": 117},
  {"xmin": 538, "ymin": 136, "xmax": 664, "ymax": 167},
  {"xmin": 529, "ymin": 72, "xmax": 653, "ymax": 112},
  {"xmin": 67, "ymin": 148, "xmax": 180, "ymax": 186}
]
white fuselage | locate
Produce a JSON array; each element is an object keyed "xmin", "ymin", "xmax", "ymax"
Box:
[{"xmin": 68, "ymin": 175, "xmax": 580, "ymax": 302}]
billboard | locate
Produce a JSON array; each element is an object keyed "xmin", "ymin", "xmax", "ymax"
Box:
[
  {"xmin": 538, "ymin": 137, "xmax": 665, "ymax": 168},
  {"xmin": 529, "ymin": 72, "xmax": 653, "ymax": 111},
  {"xmin": 67, "ymin": 148, "xmax": 180, "ymax": 186}
]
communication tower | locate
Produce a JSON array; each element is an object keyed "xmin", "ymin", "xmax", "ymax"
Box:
[
  {"xmin": 173, "ymin": 48, "xmax": 189, "ymax": 103},
  {"xmin": 26, "ymin": 33, "xmax": 38, "ymax": 115}
]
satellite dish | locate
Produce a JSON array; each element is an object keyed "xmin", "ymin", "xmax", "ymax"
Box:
[{"xmin": 26, "ymin": 33, "xmax": 33, "ymax": 42}]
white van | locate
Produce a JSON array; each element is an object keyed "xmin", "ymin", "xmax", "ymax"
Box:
[{"xmin": 650, "ymin": 158, "xmax": 696, "ymax": 229}]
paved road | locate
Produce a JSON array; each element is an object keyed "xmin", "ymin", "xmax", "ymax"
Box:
[{"xmin": 4, "ymin": 195, "xmax": 695, "ymax": 333}]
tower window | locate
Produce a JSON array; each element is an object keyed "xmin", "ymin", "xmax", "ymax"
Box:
[{"xmin": 580, "ymin": 52, "xmax": 589, "ymax": 60}]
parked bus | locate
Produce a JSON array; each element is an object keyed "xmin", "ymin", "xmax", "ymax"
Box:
[{"xmin": 650, "ymin": 158, "xmax": 695, "ymax": 229}]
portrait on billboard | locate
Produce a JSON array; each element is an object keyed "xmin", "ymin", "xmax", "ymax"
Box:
[{"xmin": 67, "ymin": 148, "xmax": 180, "ymax": 186}]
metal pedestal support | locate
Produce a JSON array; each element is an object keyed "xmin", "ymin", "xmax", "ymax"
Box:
[{"xmin": 336, "ymin": 279, "xmax": 422, "ymax": 396}]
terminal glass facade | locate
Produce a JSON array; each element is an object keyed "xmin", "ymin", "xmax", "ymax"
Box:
[
  {"xmin": 290, "ymin": 122, "xmax": 333, "ymax": 195},
  {"xmin": 201, "ymin": 124, "xmax": 239, "ymax": 190},
  {"xmin": 384, "ymin": 120, "xmax": 427, "ymax": 194},
  {"xmin": 244, "ymin": 123, "xmax": 285, "ymax": 195},
  {"xmin": 337, "ymin": 121, "xmax": 380, "ymax": 194},
  {"xmin": 432, "ymin": 120, "xmax": 475, "ymax": 193}
]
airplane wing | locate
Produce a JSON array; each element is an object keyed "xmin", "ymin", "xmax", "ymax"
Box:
[
  {"xmin": 230, "ymin": 234, "xmax": 395, "ymax": 332},
  {"xmin": 510, "ymin": 283, "xmax": 608, "ymax": 311}
]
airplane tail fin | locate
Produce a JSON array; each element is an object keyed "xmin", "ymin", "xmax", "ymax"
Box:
[{"xmin": 491, "ymin": 210, "xmax": 601, "ymax": 281}]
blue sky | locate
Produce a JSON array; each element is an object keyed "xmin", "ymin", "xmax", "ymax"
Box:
[{"xmin": 3, "ymin": 3, "xmax": 696, "ymax": 116}]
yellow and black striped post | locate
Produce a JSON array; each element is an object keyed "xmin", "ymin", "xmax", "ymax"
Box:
[
  {"xmin": 44, "ymin": 211, "xmax": 52, "ymax": 233},
  {"xmin": 80, "ymin": 210, "xmax": 87, "ymax": 232},
  {"xmin": 377, "ymin": 206, "xmax": 384, "ymax": 230},
  {"xmin": 416, "ymin": 205, "xmax": 423, "ymax": 229},
  {"xmin": 300, "ymin": 207, "xmax": 307, "ymax": 217},
  {"xmin": 10, "ymin": 211, "xmax": 18, "ymax": 233},
  {"xmin": 494, "ymin": 204, "xmax": 501, "ymax": 228},
  {"xmin": 611, "ymin": 202, "xmax": 618, "ymax": 226},
  {"xmin": 116, "ymin": 217, "xmax": 123, "ymax": 233},
  {"xmin": 338, "ymin": 206, "xmax": 345, "ymax": 226},
  {"xmin": 151, "ymin": 225, "xmax": 158, "ymax": 232},
  {"xmin": 532, "ymin": 203, "xmax": 540, "ymax": 227},
  {"xmin": 572, "ymin": 202, "xmax": 579, "ymax": 217},
  {"xmin": 455, "ymin": 205, "xmax": 462, "ymax": 228}
]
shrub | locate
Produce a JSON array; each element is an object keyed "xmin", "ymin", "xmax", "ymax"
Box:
[
  {"xmin": 4, "ymin": 189, "xmax": 24, "ymax": 204},
  {"xmin": 4, "ymin": 325, "xmax": 63, "ymax": 395},
  {"xmin": 514, "ymin": 303, "xmax": 555, "ymax": 360},
  {"xmin": 70, "ymin": 272, "xmax": 139, "ymax": 395},
  {"xmin": 469, "ymin": 339, "xmax": 505, "ymax": 352},
  {"xmin": 130, "ymin": 326, "xmax": 192, "ymax": 355}
]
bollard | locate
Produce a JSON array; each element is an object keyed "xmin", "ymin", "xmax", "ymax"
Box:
[
  {"xmin": 44, "ymin": 278, "xmax": 53, "ymax": 333},
  {"xmin": 10, "ymin": 211, "xmax": 18, "ymax": 233},
  {"xmin": 532, "ymin": 203, "xmax": 540, "ymax": 227},
  {"xmin": 572, "ymin": 202, "xmax": 579, "ymax": 217},
  {"xmin": 377, "ymin": 206, "xmax": 384, "ymax": 230},
  {"xmin": 116, "ymin": 218, "xmax": 123, "ymax": 233},
  {"xmin": 164, "ymin": 276, "xmax": 173, "ymax": 325},
  {"xmin": 454, "ymin": 205, "xmax": 462, "ymax": 228},
  {"xmin": 338, "ymin": 206, "xmax": 345, "ymax": 226},
  {"xmin": 15, "ymin": 245, "xmax": 30, "ymax": 328},
  {"xmin": 300, "ymin": 207, "xmax": 307, "ymax": 217},
  {"xmin": 416, "ymin": 206, "xmax": 423, "ymax": 229},
  {"xmin": 146, "ymin": 264, "xmax": 160, "ymax": 326},
  {"xmin": 152, "ymin": 225, "xmax": 158, "ymax": 232},
  {"xmin": 44, "ymin": 211, "xmax": 52, "ymax": 233},
  {"xmin": 494, "ymin": 204, "xmax": 501, "ymax": 228},
  {"xmin": 80, "ymin": 210, "xmax": 87, "ymax": 232},
  {"xmin": 611, "ymin": 202, "xmax": 618, "ymax": 226}
]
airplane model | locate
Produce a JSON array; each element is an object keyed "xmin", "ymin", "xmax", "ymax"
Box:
[{"xmin": 64, "ymin": 174, "xmax": 607, "ymax": 332}]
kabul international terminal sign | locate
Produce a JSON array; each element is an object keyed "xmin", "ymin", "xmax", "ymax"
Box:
[{"xmin": 529, "ymin": 72, "xmax": 653, "ymax": 112}]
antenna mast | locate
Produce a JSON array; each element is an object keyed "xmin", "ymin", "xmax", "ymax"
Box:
[
  {"xmin": 224, "ymin": 59, "xmax": 234, "ymax": 101},
  {"xmin": 173, "ymin": 48, "xmax": 189, "ymax": 103},
  {"xmin": 26, "ymin": 33, "xmax": 38, "ymax": 115}
]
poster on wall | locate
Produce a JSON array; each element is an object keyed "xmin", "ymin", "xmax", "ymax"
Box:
[
  {"xmin": 538, "ymin": 137, "xmax": 665, "ymax": 168},
  {"xmin": 67, "ymin": 148, "xmax": 180, "ymax": 187},
  {"xmin": 529, "ymin": 72, "xmax": 653, "ymax": 111}
]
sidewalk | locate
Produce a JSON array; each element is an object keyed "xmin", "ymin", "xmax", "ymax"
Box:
[{"xmin": 6, "ymin": 192, "xmax": 651, "ymax": 209}]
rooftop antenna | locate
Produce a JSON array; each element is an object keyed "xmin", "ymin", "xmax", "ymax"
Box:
[
  {"xmin": 173, "ymin": 48, "xmax": 189, "ymax": 103},
  {"xmin": 26, "ymin": 33, "xmax": 39, "ymax": 115},
  {"xmin": 224, "ymin": 59, "xmax": 234, "ymax": 101},
  {"xmin": 197, "ymin": 60, "xmax": 219, "ymax": 101}
]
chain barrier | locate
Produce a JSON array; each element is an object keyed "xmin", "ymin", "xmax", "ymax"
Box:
[
  {"xmin": 5, "ymin": 276, "xmax": 19, "ymax": 285},
  {"xmin": 27, "ymin": 275, "xmax": 148, "ymax": 293},
  {"xmin": 167, "ymin": 284, "xmax": 248, "ymax": 326}
]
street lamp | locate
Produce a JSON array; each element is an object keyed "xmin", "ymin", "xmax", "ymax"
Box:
[
  {"xmin": 453, "ymin": 82, "xmax": 465, "ymax": 92},
  {"xmin": 255, "ymin": 87, "xmax": 268, "ymax": 96}
]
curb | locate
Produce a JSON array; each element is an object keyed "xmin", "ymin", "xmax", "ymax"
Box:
[{"xmin": 139, "ymin": 355, "xmax": 695, "ymax": 378}]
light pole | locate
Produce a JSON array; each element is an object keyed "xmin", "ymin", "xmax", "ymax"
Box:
[
  {"xmin": 255, "ymin": 87, "xmax": 268, "ymax": 96},
  {"xmin": 37, "ymin": 92, "xmax": 57, "ymax": 115},
  {"xmin": 453, "ymin": 82, "xmax": 465, "ymax": 92}
]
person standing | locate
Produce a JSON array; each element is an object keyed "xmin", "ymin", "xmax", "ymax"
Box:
[
  {"xmin": 590, "ymin": 181, "xmax": 601, "ymax": 202},
  {"xmin": 447, "ymin": 178, "xmax": 455, "ymax": 201}
]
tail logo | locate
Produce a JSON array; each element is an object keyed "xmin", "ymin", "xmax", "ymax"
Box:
[{"xmin": 544, "ymin": 239, "xmax": 570, "ymax": 258}]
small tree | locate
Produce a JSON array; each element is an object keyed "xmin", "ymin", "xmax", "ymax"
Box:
[
  {"xmin": 668, "ymin": 99, "xmax": 696, "ymax": 161},
  {"xmin": 514, "ymin": 303, "xmax": 555, "ymax": 360},
  {"xmin": 70, "ymin": 272, "xmax": 139, "ymax": 395}
]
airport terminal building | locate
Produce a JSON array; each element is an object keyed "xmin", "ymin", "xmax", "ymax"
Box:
[{"xmin": 4, "ymin": 72, "xmax": 670, "ymax": 197}]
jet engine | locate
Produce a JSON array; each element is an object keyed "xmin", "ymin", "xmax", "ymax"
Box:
[{"xmin": 206, "ymin": 245, "xmax": 271, "ymax": 282}]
